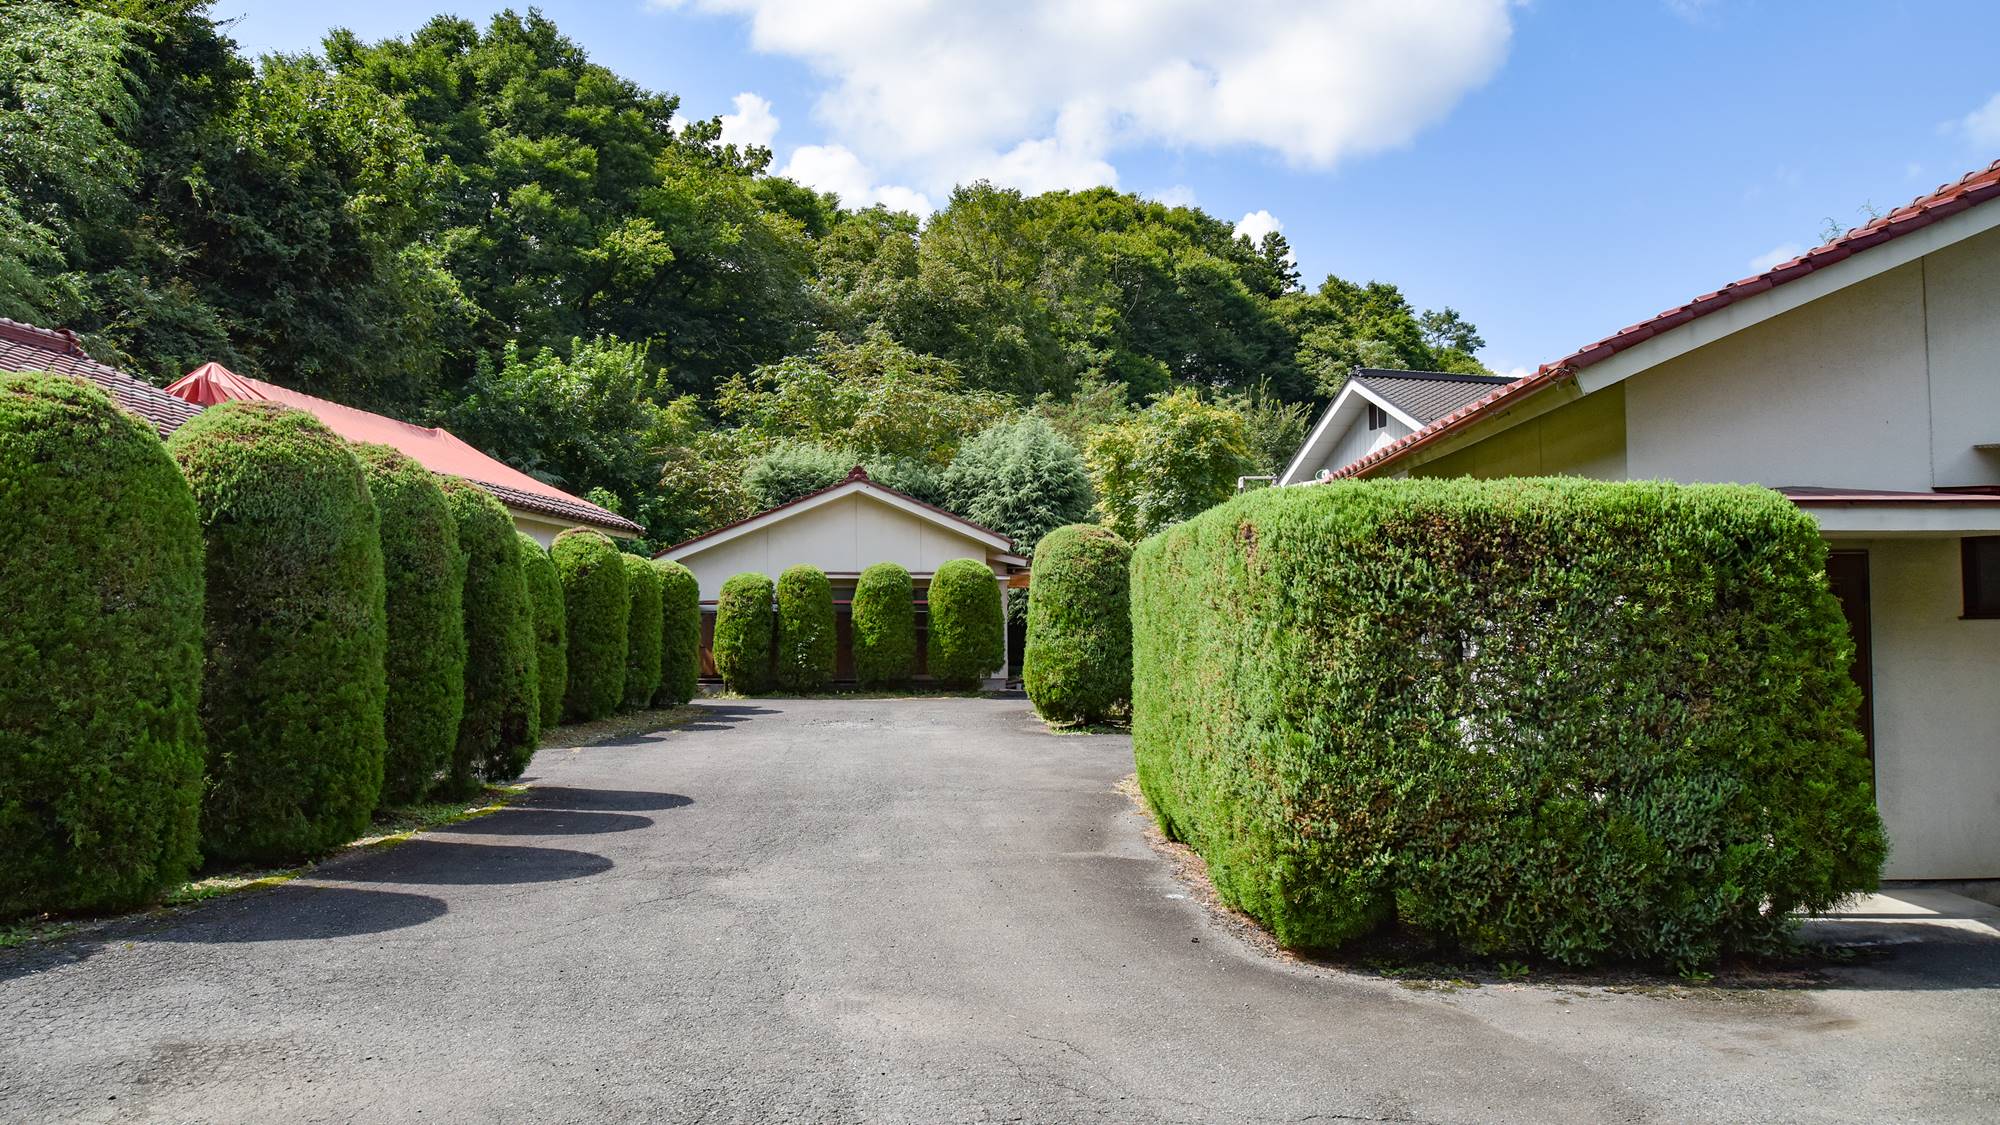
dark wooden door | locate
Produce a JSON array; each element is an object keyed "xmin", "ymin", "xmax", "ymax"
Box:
[{"xmin": 1825, "ymin": 550, "xmax": 1875, "ymax": 775}]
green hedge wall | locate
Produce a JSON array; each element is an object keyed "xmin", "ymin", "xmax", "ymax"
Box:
[
  {"xmin": 169, "ymin": 402, "xmax": 387, "ymax": 865},
  {"xmin": 621, "ymin": 552, "xmax": 664, "ymax": 710},
  {"xmin": 1131, "ymin": 478, "xmax": 1887, "ymax": 967},
  {"xmin": 440, "ymin": 479, "xmax": 539, "ymax": 791},
  {"xmin": 926, "ymin": 559, "xmax": 1004, "ymax": 689},
  {"xmin": 775, "ymin": 564, "xmax": 836, "ymax": 692},
  {"xmin": 356, "ymin": 445, "xmax": 465, "ymax": 805},
  {"xmin": 1023, "ymin": 524, "xmax": 1132, "ymax": 726},
  {"xmin": 553, "ymin": 529, "xmax": 629, "ymax": 721},
  {"xmin": 518, "ymin": 533, "xmax": 569, "ymax": 731},
  {"xmin": 0, "ymin": 374, "xmax": 205, "ymax": 915},
  {"xmin": 852, "ymin": 563, "xmax": 915, "ymax": 688},
  {"xmin": 656, "ymin": 559, "xmax": 700, "ymax": 705},
  {"xmin": 713, "ymin": 572, "xmax": 774, "ymax": 693}
]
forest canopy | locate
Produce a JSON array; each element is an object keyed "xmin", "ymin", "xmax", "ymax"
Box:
[{"xmin": 2, "ymin": 1, "xmax": 1490, "ymax": 548}]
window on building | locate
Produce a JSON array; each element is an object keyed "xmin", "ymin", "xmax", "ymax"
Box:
[
  {"xmin": 1365, "ymin": 402, "xmax": 1388, "ymax": 431},
  {"xmin": 1963, "ymin": 537, "xmax": 2000, "ymax": 618}
]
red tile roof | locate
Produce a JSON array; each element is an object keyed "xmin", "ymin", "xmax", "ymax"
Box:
[
  {"xmin": 165, "ymin": 362, "xmax": 643, "ymax": 536},
  {"xmin": 1332, "ymin": 159, "xmax": 2000, "ymax": 480},
  {"xmin": 0, "ymin": 317, "xmax": 201, "ymax": 438}
]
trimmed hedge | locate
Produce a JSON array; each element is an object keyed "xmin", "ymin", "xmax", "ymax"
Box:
[
  {"xmin": 1023, "ymin": 524, "xmax": 1132, "ymax": 725},
  {"xmin": 926, "ymin": 558, "xmax": 1004, "ymax": 688},
  {"xmin": 518, "ymin": 533, "xmax": 569, "ymax": 731},
  {"xmin": 713, "ymin": 572, "xmax": 774, "ymax": 693},
  {"xmin": 655, "ymin": 559, "xmax": 700, "ymax": 705},
  {"xmin": 852, "ymin": 563, "xmax": 916, "ymax": 687},
  {"xmin": 356, "ymin": 445, "xmax": 465, "ymax": 805},
  {"xmin": 775, "ymin": 564, "xmax": 836, "ymax": 692},
  {"xmin": 0, "ymin": 373, "xmax": 204, "ymax": 915},
  {"xmin": 169, "ymin": 402, "xmax": 387, "ymax": 865},
  {"xmin": 552, "ymin": 529, "xmax": 629, "ymax": 721},
  {"xmin": 1131, "ymin": 478, "xmax": 1887, "ymax": 967},
  {"xmin": 621, "ymin": 552, "xmax": 664, "ymax": 710},
  {"xmin": 440, "ymin": 479, "xmax": 539, "ymax": 790}
]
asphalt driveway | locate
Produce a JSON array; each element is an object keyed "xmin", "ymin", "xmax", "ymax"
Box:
[{"xmin": 3, "ymin": 696, "xmax": 1996, "ymax": 1123}]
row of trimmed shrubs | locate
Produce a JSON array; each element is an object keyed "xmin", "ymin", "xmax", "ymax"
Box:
[
  {"xmin": 0, "ymin": 375, "xmax": 698, "ymax": 918},
  {"xmin": 710, "ymin": 559, "xmax": 1006, "ymax": 693}
]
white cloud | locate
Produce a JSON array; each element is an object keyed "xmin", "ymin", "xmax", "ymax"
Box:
[
  {"xmin": 1153, "ymin": 184, "xmax": 1197, "ymax": 207},
  {"xmin": 1958, "ymin": 92, "xmax": 2000, "ymax": 148},
  {"xmin": 777, "ymin": 143, "xmax": 933, "ymax": 216},
  {"xmin": 1492, "ymin": 365, "xmax": 1534, "ymax": 382},
  {"xmin": 1748, "ymin": 242, "xmax": 1803, "ymax": 273},
  {"xmin": 718, "ymin": 91, "xmax": 779, "ymax": 149},
  {"xmin": 1234, "ymin": 209, "xmax": 1284, "ymax": 243},
  {"xmin": 656, "ymin": 0, "xmax": 1512, "ymax": 198}
]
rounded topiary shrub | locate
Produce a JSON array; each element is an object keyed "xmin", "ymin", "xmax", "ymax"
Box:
[
  {"xmin": 440, "ymin": 479, "xmax": 539, "ymax": 791},
  {"xmin": 552, "ymin": 528, "xmax": 629, "ymax": 721},
  {"xmin": 0, "ymin": 373, "xmax": 205, "ymax": 916},
  {"xmin": 655, "ymin": 559, "xmax": 700, "ymax": 706},
  {"xmin": 169, "ymin": 401, "xmax": 386, "ymax": 865},
  {"xmin": 621, "ymin": 552, "xmax": 664, "ymax": 710},
  {"xmin": 355, "ymin": 444, "xmax": 465, "ymax": 805},
  {"xmin": 518, "ymin": 533, "xmax": 568, "ymax": 732},
  {"xmin": 1023, "ymin": 524, "xmax": 1132, "ymax": 726},
  {"xmin": 713, "ymin": 572, "xmax": 774, "ymax": 693},
  {"xmin": 927, "ymin": 559, "xmax": 1004, "ymax": 689},
  {"xmin": 852, "ymin": 562, "xmax": 915, "ymax": 688},
  {"xmin": 775, "ymin": 565, "xmax": 836, "ymax": 692}
]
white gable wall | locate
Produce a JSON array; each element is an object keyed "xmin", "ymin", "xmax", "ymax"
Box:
[{"xmin": 676, "ymin": 492, "xmax": 1005, "ymax": 601}]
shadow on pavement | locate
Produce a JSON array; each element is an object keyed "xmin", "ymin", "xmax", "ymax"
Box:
[
  {"xmin": 142, "ymin": 884, "xmax": 449, "ymax": 944},
  {"xmin": 677, "ymin": 702, "xmax": 779, "ymax": 732},
  {"xmin": 433, "ymin": 807, "xmax": 654, "ymax": 836},
  {"xmin": 520, "ymin": 786, "xmax": 694, "ymax": 813},
  {"xmin": 326, "ymin": 840, "xmax": 614, "ymax": 886}
]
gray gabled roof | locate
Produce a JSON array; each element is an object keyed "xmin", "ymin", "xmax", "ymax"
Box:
[{"xmin": 1350, "ymin": 368, "xmax": 1516, "ymax": 426}]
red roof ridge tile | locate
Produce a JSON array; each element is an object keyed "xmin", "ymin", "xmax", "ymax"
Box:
[{"xmin": 1330, "ymin": 158, "xmax": 2000, "ymax": 480}]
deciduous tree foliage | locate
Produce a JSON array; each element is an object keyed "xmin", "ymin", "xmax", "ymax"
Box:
[
  {"xmin": 1132, "ymin": 478, "xmax": 1886, "ymax": 967},
  {"xmin": 440, "ymin": 479, "xmax": 540, "ymax": 791},
  {"xmin": 655, "ymin": 558, "xmax": 700, "ymax": 705},
  {"xmin": 621, "ymin": 552, "xmax": 664, "ymax": 710},
  {"xmin": 169, "ymin": 402, "xmax": 387, "ymax": 864},
  {"xmin": 1086, "ymin": 388, "xmax": 1256, "ymax": 540},
  {"xmin": 852, "ymin": 563, "xmax": 916, "ymax": 688},
  {"xmin": 1023, "ymin": 525, "xmax": 1132, "ymax": 726},
  {"xmin": 356, "ymin": 444, "xmax": 465, "ymax": 804},
  {"xmin": 0, "ymin": 373, "xmax": 204, "ymax": 915},
  {"xmin": 775, "ymin": 565, "xmax": 836, "ymax": 692},
  {"xmin": 926, "ymin": 559, "xmax": 1004, "ymax": 689},
  {"xmin": 713, "ymin": 572, "xmax": 774, "ymax": 694},
  {"xmin": 518, "ymin": 532, "xmax": 569, "ymax": 731},
  {"xmin": 552, "ymin": 529, "xmax": 629, "ymax": 722}
]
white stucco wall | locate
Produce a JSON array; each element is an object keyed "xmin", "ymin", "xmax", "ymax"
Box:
[
  {"xmin": 1837, "ymin": 538, "xmax": 2000, "ymax": 878},
  {"xmin": 512, "ymin": 512, "xmax": 570, "ymax": 547},
  {"xmin": 676, "ymin": 492, "xmax": 1005, "ymax": 601},
  {"xmin": 1921, "ymin": 225, "xmax": 2000, "ymax": 488},
  {"xmin": 1623, "ymin": 261, "xmax": 1936, "ymax": 489}
]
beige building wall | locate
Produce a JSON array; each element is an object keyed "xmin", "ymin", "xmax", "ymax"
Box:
[
  {"xmin": 1922, "ymin": 225, "xmax": 2000, "ymax": 488},
  {"xmin": 1837, "ymin": 538, "xmax": 2000, "ymax": 878},
  {"xmin": 677, "ymin": 493, "xmax": 1005, "ymax": 601},
  {"xmin": 1623, "ymin": 260, "xmax": 1935, "ymax": 489},
  {"xmin": 1407, "ymin": 386, "xmax": 1628, "ymax": 480}
]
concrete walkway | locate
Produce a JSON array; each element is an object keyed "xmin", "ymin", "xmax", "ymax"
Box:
[{"xmin": 2, "ymin": 696, "xmax": 1996, "ymax": 1123}]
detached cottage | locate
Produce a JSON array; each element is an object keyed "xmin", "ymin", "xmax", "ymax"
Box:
[{"xmin": 1285, "ymin": 161, "xmax": 2000, "ymax": 881}]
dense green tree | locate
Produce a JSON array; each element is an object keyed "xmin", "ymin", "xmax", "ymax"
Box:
[
  {"xmin": 1, "ymin": 373, "xmax": 204, "ymax": 915},
  {"xmin": 440, "ymin": 478, "xmax": 539, "ymax": 790},
  {"xmin": 713, "ymin": 572, "xmax": 774, "ymax": 693},
  {"xmin": 356, "ymin": 445, "xmax": 465, "ymax": 804},
  {"xmin": 1023, "ymin": 525, "xmax": 1133, "ymax": 726},
  {"xmin": 852, "ymin": 563, "xmax": 916, "ymax": 688},
  {"xmin": 774, "ymin": 565, "xmax": 835, "ymax": 692},
  {"xmin": 940, "ymin": 417, "xmax": 1095, "ymax": 554},
  {"xmin": 741, "ymin": 441, "xmax": 946, "ymax": 510},
  {"xmin": 518, "ymin": 533, "xmax": 569, "ymax": 731},
  {"xmin": 926, "ymin": 559, "xmax": 1005, "ymax": 689},
  {"xmin": 655, "ymin": 559, "xmax": 700, "ymax": 706},
  {"xmin": 620, "ymin": 553, "xmax": 664, "ymax": 710},
  {"xmin": 169, "ymin": 403, "xmax": 387, "ymax": 864},
  {"xmin": 1086, "ymin": 388, "xmax": 1257, "ymax": 541},
  {"xmin": 552, "ymin": 528, "xmax": 630, "ymax": 722}
]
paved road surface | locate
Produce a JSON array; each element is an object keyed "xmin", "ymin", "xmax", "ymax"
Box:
[{"xmin": 3, "ymin": 697, "xmax": 1996, "ymax": 1123}]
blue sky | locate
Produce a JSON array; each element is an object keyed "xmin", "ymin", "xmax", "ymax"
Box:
[{"xmin": 215, "ymin": 0, "xmax": 2000, "ymax": 377}]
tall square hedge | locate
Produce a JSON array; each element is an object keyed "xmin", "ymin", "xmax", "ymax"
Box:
[{"xmin": 1131, "ymin": 477, "xmax": 1885, "ymax": 967}]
